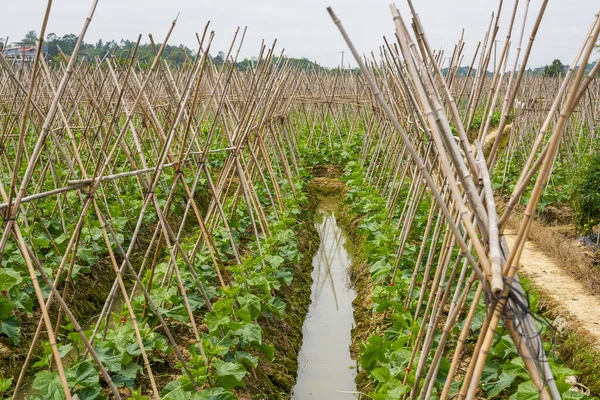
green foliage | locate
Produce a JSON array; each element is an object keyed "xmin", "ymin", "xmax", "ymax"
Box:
[
  {"xmin": 572, "ymin": 149, "xmax": 600, "ymax": 233},
  {"xmin": 0, "ymin": 374, "xmax": 12, "ymax": 397},
  {"xmin": 543, "ymin": 59, "xmax": 565, "ymax": 77},
  {"xmin": 235, "ymin": 56, "xmax": 328, "ymax": 72},
  {"xmin": 19, "ymin": 29, "xmax": 330, "ymax": 70},
  {"xmin": 1, "ymin": 125, "xmax": 310, "ymax": 398},
  {"xmin": 0, "ymin": 316, "xmax": 20, "ymax": 345},
  {"xmin": 469, "ymin": 109, "xmax": 502, "ymax": 133},
  {"xmin": 32, "ymin": 371, "xmax": 65, "ymax": 400},
  {"xmin": 40, "ymin": 31, "xmax": 194, "ymax": 65},
  {"xmin": 22, "ymin": 30, "xmax": 38, "ymax": 45}
]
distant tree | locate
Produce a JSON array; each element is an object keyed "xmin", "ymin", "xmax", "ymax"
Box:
[
  {"xmin": 104, "ymin": 40, "xmax": 117, "ymax": 51},
  {"xmin": 166, "ymin": 48, "xmax": 186, "ymax": 65},
  {"xmin": 59, "ymin": 34, "xmax": 78, "ymax": 54},
  {"xmin": 22, "ymin": 30, "xmax": 38, "ymax": 45},
  {"xmin": 213, "ymin": 51, "xmax": 225, "ymax": 66},
  {"xmin": 543, "ymin": 59, "xmax": 565, "ymax": 77},
  {"xmin": 96, "ymin": 39, "xmax": 103, "ymax": 49}
]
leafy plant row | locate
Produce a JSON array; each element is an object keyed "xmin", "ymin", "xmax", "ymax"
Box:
[
  {"xmin": 1, "ymin": 166, "xmax": 309, "ymax": 399},
  {"xmin": 293, "ymin": 113, "xmax": 596, "ymax": 399},
  {"xmin": 339, "ymin": 159, "xmax": 596, "ymax": 399}
]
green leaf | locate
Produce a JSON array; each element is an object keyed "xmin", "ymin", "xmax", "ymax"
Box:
[
  {"xmin": 203, "ymin": 336, "xmax": 230, "ymax": 358},
  {"xmin": 76, "ymin": 246, "xmax": 97, "ymax": 266},
  {"xmin": 192, "ymin": 387, "xmax": 237, "ymax": 400},
  {"xmin": 213, "ymin": 360, "xmax": 247, "ymax": 389},
  {"xmin": 503, "ymin": 357, "xmax": 530, "ymax": 380},
  {"xmin": 265, "ymin": 296, "xmax": 286, "ymax": 318},
  {"xmin": 482, "ymin": 360, "xmax": 500, "ymax": 383},
  {"xmin": 162, "ymin": 380, "xmax": 192, "ymax": 400},
  {"xmin": 514, "ymin": 380, "xmax": 542, "ymax": 400},
  {"xmin": 0, "ymin": 298, "xmax": 14, "ymax": 319},
  {"xmin": 58, "ymin": 343, "xmax": 73, "ymax": 359},
  {"xmin": 0, "ymin": 316, "xmax": 20, "ymax": 345},
  {"xmin": 94, "ymin": 345, "xmax": 123, "ymax": 372},
  {"xmin": 32, "ymin": 371, "xmax": 66, "ymax": 400},
  {"xmin": 482, "ymin": 371, "xmax": 516, "ymax": 397},
  {"xmin": 236, "ymin": 294, "xmax": 261, "ymax": 322},
  {"xmin": 369, "ymin": 259, "xmax": 392, "ymax": 282},
  {"xmin": 32, "ymin": 236, "xmax": 50, "ymax": 249},
  {"xmin": 10, "ymin": 289, "xmax": 33, "ymax": 313},
  {"xmin": 119, "ymin": 362, "xmax": 143, "ymax": 379},
  {"xmin": 75, "ymin": 385, "xmax": 102, "ymax": 400},
  {"xmin": 233, "ymin": 323, "xmax": 261, "ymax": 348},
  {"xmin": 371, "ymin": 367, "xmax": 392, "ymax": 384},
  {"xmin": 562, "ymin": 391, "xmax": 589, "ymax": 399},
  {"xmin": 273, "ymin": 269, "xmax": 294, "ymax": 286},
  {"xmin": 206, "ymin": 312, "xmax": 231, "ymax": 333},
  {"xmin": 112, "ymin": 362, "xmax": 142, "ymax": 388},
  {"xmin": 0, "ymin": 269, "xmax": 22, "ymax": 291},
  {"xmin": 257, "ymin": 342, "xmax": 274, "ymax": 362},
  {"xmin": 551, "ymin": 364, "xmax": 579, "ymax": 377},
  {"xmin": 265, "ymin": 255, "xmax": 284, "ymax": 269},
  {"xmin": 66, "ymin": 361, "xmax": 99, "ymax": 387},
  {"xmin": 360, "ymin": 335, "xmax": 385, "ymax": 370},
  {"xmin": 235, "ymin": 351, "xmax": 258, "ymax": 369},
  {"xmin": 0, "ymin": 375, "xmax": 12, "ymax": 393},
  {"xmin": 131, "ymin": 387, "xmax": 150, "ymax": 400}
]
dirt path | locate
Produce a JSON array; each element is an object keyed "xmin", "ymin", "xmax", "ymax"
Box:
[{"xmin": 504, "ymin": 229, "xmax": 600, "ymax": 348}]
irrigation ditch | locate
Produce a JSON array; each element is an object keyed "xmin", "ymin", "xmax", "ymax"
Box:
[{"xmin": 293, "ymin": 170, "xmax": 357, "ymax": 399}]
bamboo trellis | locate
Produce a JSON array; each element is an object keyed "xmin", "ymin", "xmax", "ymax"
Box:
[
  {"xmin": 325, "ymin": 1, "xmax": 599, "ymax": 399},
  {"xmin": 1, "ymin": 0, "xmax": 599, "ymax": 399}
]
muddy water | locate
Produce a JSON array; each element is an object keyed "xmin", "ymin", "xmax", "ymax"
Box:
[{"xmin": 292, "ymin": 203, "xmax": 357, "ymax": 399}]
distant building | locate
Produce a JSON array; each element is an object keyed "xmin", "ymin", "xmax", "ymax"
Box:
[{"xmin": 2, "ymin": 41, "xmax": 48, "ymax": 61}]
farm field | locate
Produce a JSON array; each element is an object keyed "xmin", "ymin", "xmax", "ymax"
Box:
[{"xmin": 1, "ymin": 1, "xmax": 600, "ymax": 399}]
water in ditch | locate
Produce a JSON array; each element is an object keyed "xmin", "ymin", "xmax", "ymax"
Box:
[{"xmin": 292, "ymin": 201, "xmax": 357, "ymax": 399}]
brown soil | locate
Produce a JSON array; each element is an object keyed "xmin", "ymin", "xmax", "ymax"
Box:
[
  {"xmin": 504, "ymin": 230, "xmax": 600, "ymax": 343},
  {"xmin": 498, "ymin": 192, "xmax": 600, "ymax": 393},
  {"xmin": 503, "ymin": 219, "xmax": 600, "ymax": 395}
]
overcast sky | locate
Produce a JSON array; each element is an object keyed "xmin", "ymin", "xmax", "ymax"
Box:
[{"xmin": 2, "ymin": 0, "xmax": 598, "ymax": 68}]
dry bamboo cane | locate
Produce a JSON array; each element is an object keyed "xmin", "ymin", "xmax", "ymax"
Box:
[
  {"xmin": 487, "ymin": 0, "xmax": 549, "ymax": 172},
  {"xmin": 391, "ymin": 6, "xmax": 493, "ymax": 278},
  {"xmin": 328, "ymin": 6, "xmax": 488, "ymax": 327},
  {"xmin": 464, "ymin": 13, "xmax": 599, "ymax": 398},
  {"xmin": 498, "ymin": 17, "xmax": 599, "ymax": 231},
  {"xmin": 5, "ymin": 0, "xmax": 53, "ymax": 221},
  {"xmin": 418, "ymin": 252, "xmax": 475, "ymax": 400},
  {"xmin": 476, "ymin": 0, "xmax": 520, "ymax": 142},
  {"xmin": 0, "ymin": 0, "xmax": 100, "ymax": 258},
  {"xmin": 407, "ymin": 0, "xmax": 481, "ymax": 183}
]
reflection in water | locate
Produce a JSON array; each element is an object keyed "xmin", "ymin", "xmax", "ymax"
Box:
[{"xmin": 292, "ymin": 207, "xmax": 357, "ymax": 399}]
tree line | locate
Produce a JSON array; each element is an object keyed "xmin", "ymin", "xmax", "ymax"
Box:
[{"xmin": 1, "ymin": 30, "xmax": 329, "ymax": 71}]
